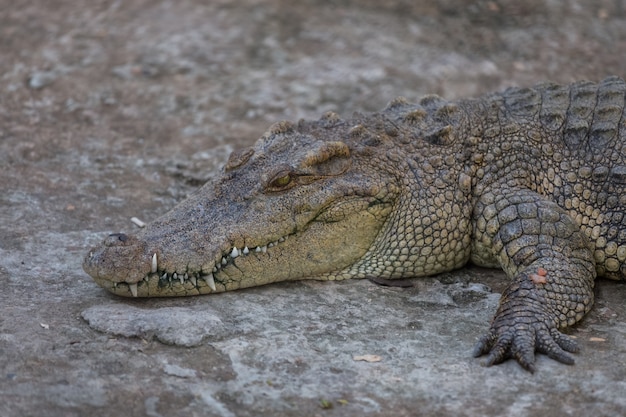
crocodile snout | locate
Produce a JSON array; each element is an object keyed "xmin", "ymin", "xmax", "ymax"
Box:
[{"xmin": 83, "ymin": 233, "xmax": 152, "ymax": 285}]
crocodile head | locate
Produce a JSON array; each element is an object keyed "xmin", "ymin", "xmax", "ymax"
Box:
[{"xmin": 83, "ymin": 114, "xmax": 404, "ymax": 297}]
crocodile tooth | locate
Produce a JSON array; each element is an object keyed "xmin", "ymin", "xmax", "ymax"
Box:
[
  {"xmin": 151, "ymin": 253, "xmax": 157, "ymax": 273},
  {"xmin": 143, "ymin": 276, "xmax": 149, "ymax": 282},
  {"xmin": 222, "ymin": 257, "xmax": 228, "ymax": 265},
  {"xmin": 203, "ymin": 273, "xmax": 216, "ymax": 291},
  {"xmin": 173, "ymin": 272, "xmax": 178, "ymax": 280},
  {"xmin": 129, "ymin": 283, "xmax": 138, "ymax": 297},
  {"xmin": 161, "ymin": 273, "xmax": 167, "ymax": 279},
  {"xmin": 278, "ymin": 237, "xmax": 285, "ymax": 243},
  {"xmin": 231, "ymin": 247, "xmax": 239, "ymax": 258},
  {"xmin": 243, "ymin": 246, "xmax": 249, "ymax": 255},
  {"xmin": 261, "ymin": 245, "xmax": 267, "ymax": 253},
  {"xmin": 268, "ymin": 242, "xmax": 274, "ymax": 248},
  {"xmin": 178, "ymin": 274, "xmax": 184, "ymax": 285},
  {"xmin": 190, "ymin": 275, "xmax": 197, "ymax": 286},
  {"xmin": 255, "ymin": 246, "xmax": 262, "ymax": 252},
  {"xmin": 184, "ymin": 273, "xmax": 188, "ymax": 280},
  {"xmin": 212, "ymin": 266, "xmax": 218, "ymax": 273}
]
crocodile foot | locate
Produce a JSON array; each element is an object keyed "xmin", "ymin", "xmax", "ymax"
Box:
[{"xmin": 472, "ymin": 299, "xmax": 580, "ymax": 373}]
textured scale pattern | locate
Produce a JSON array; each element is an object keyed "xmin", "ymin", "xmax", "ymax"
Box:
[{"xmin": 84, "ymin": 77, "xmax": 626, "ymax": 372}]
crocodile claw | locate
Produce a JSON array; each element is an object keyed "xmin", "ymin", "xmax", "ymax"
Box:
[{"xmin": 472, "ymin": 305, "xmax": 579, "ymax": 373}]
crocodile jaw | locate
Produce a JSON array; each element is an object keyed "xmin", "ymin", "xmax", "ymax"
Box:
[{"xmin": 84, "ymin": 233, "xmax": 296, "ymax": 298}]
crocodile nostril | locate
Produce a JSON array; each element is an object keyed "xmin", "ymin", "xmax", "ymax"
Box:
[{"xmin": 108, "ymin": 233, "xmax": 128, "ymax": 242}]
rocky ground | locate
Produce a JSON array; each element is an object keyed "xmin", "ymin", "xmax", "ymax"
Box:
[{"xmin": 1, "ymin": 1, "xmax": 626, "ymax": 416}]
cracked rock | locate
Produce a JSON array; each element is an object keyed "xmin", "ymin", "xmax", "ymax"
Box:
[{"xmin": 81, "ymin": 304, "xmax": 226, "ymax": 347}]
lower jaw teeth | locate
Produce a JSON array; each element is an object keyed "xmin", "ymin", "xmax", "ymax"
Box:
[
  {"xmin": 139, "ymin": 271, "xmax": 217, "ymax": 292},
  {"xmin": 203, "ymin": 273, "xmax": 216, "ymax": 291}
]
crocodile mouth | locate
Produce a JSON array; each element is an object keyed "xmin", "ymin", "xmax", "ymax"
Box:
[{"xmin": 109, "ymin": 235, "xmax": 291, "ymax": 297}]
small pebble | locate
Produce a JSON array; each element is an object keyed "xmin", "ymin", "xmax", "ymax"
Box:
[{"xmin": 29, "ymin": 71, "xmax": 57, "ymax": 89}]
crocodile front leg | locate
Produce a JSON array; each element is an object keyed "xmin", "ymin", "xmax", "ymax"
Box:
[{"xmin": 471, "ymin": 188, "xmax": 596, "ymax": 372}]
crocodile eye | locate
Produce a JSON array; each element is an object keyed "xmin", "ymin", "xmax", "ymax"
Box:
[{"xmin": 270, "ymin": 173, "xmax": 292, "ymax": 188}]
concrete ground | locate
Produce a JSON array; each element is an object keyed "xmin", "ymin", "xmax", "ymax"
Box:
[{"xmin": 1, "ymin": 1, "xmax": 626, "ymax": 416}]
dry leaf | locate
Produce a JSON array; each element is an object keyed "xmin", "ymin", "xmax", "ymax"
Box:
[
  {"xmin": 589, "ymin": 337, "xmax": 606, "ymax": 342},
  {"xmin": 353, "ymin": 354, "xmax": 382, "ymax": 363}
]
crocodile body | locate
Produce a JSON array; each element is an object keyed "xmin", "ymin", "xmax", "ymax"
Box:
[{"xmin": 84, "ymin": 77, "xmax": 626, "ymax": 372}]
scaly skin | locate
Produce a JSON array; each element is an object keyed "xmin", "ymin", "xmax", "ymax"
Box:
[{"xmin": 84, "ymin": 76, "xmax": 626, "ymax": 372}]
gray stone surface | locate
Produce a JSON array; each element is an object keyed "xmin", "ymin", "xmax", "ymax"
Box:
[{"xmin": 1, "ymin": 1, "xmax": 626, "ymax": 416}]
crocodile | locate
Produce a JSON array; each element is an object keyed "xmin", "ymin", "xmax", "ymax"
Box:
[{"xmin": 84, "ymin": 76, "xmax": 626, "ymax": 372}]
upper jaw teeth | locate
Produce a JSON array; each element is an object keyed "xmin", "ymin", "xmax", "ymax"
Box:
[
  {"xmin": 132, "ymin": 236, "xmax": 289, "ymax": 296},
  {"xmin": 216, "ymin": 236, "xmax": 287, "ymax": 270}
]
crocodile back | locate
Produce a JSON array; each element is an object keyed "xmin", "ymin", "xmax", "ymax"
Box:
[{"xmin": 501, "ymin": 76, "xmax": 626, "ymax": 157}]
